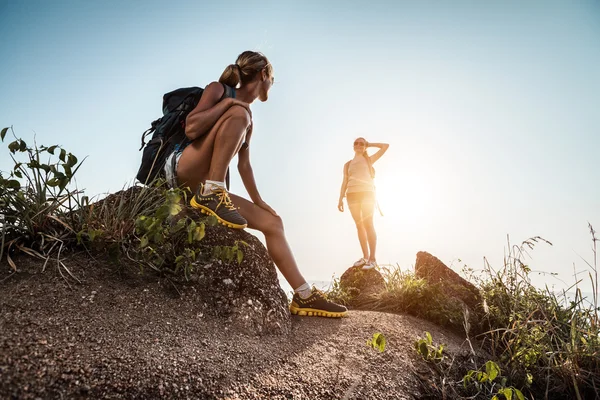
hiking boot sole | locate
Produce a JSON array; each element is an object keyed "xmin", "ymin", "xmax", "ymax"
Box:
[
  {"xmin": 190, "ymin": 197, "xmax": 248, "ymax": 229},
  {"xmin": 289, "ymin": 305, "xmax": 347, "ymax": 318}
]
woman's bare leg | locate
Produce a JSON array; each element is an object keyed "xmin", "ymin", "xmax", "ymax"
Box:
[
  {"xmin": 206, "ymin": 111, "xmax": 247, "ymax": 183},
  {"xmin": 229, "ymin": 193, "xmax": 306, "ymax": 289},
  {"xmin": 361, "ymin": 200, "xmax": 377, "ymax": 262},
  {"xmin": 348, "ymin": 202, "xmax": 369, "ymax": 260},
  {"xmin": 177, "ymin": 106, "xmax": 249, "ymax": 192}
]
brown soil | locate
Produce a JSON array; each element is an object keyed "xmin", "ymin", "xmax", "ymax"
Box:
[{"xmin": 1, "ymin": 253, "xmax": 466, "ymax": 399}]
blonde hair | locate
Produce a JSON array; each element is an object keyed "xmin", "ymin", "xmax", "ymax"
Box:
[{"xmin": 219, "ymin": 51, "xmax": 273, "ymax": 88}]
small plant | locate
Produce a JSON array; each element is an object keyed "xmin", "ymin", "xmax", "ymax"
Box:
[
  {"xmin": 362, "ymin": 266, "xmax": 465, "ymax": 331},
  {"xmin": 0, "ymin": 127, "xmax": 85, "ymax": 271},
  {"xmin": 415, "ymin": 331, "xmax": 445, "ymax": 363},
  {"xmin": 325, "ymin": 275, "xmax": 353, "ymax": 306},
  {"xmin": 367, "ymin": 332, "xmax": 386, "ymax": 353},
  {"xmin": 134, "ymin": 188, "xmax": 207, "ymax": 278},
  {"xmin": 463, "ymin": 361, "xmax": 525, "ymax": 400},
  {"xmin": 212, "ymin": 240, "xmax": 248, "ymax": 265}
]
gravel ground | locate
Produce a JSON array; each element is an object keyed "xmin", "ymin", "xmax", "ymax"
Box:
[{"xmin": 1, "ymin": 254, "xmax": 465, "ymax": 399}]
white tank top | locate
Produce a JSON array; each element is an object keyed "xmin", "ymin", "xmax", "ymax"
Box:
[{"xmin": 346, "ymin": 156, "xmax": 374, "ymax": 194}]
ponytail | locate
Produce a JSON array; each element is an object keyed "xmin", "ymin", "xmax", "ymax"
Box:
[
  {"xmin": 219, "ymin": 64, "xmax": 242, "ymax": 88},
  {"xmin": 219, "ymin": 51, "xmax": 272, "ymax": 89}
]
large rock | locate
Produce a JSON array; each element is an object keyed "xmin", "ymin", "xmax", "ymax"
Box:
[
  {"xmin": 339, "ymin": 266, "xmax": 386, "ymax": 307},
  {"xmin": 92, "ymin": 187, "xmax": 291, "ymax": 336},
  {"xmin": 193, "ymin": 218, "xmax": 291, "ymax": 335},
  {"xmin": 415, "ymin": 251, "xmax": 481, "ymax": 310}
]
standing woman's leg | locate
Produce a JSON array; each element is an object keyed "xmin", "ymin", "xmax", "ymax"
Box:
[
  {"xmin": 361, "ymin": 194, "xmax": 377, "ymax": 264},
  {"xmin": 348, "ymin": 201, "xmax": 369, "ymax": 261}
]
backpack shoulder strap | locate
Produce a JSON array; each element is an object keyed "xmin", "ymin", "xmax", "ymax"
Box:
[
  {"xmin": 364, "ymin": 153, "xmax": 375, "ymax": 178},
  {"xmin": 220, "ymin": 83, "xmax": 236, "ymax": 101}
]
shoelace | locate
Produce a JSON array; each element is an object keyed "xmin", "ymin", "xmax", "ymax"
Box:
[
  {"xmin": 213, "ymin": 189, "xmax": 236, "ymax": 210},
  {"xmin": 311, "ymin": 288, "xmax": 328, "ymax": 300}
]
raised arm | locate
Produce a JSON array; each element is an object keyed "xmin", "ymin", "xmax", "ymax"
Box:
[
  {"xmin": 185, "ymin": 82, "xmax": 250, "ymax": 141},
  {"xmin": 367, "ymin": 142, "xmax": 389, "ymax": 163}
]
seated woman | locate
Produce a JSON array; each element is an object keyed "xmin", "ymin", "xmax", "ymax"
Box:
[{"xmin": 168, "ymin": 50, "xmax": 346, "ymax": 318}]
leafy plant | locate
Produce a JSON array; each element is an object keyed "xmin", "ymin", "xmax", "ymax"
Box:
[
  {"xmin": 0, "ymin": 126, "xmax": 85, "ymax": 272},
  {"xmin": 325, "ymin": 275, "xmax": 353, "ymax": 306},
  {"xmin": 212, "ymin": 240, "xmax": 248, "ymax": 265},
  {"xmin": 353, "ymin": 265, "xmax": 465, "ymax": 330},
  {"xmin": 133, "ymin": 188, "xmax": 208, "ymax": 278},
  {"xmin": 415, "ymin": 331, "xmax": 445, "ymax": 363},
  {"xmin": 367, "ymin": 332, "xmax": 386, "ymax": 353},
  {"xmin": 463, "ymin": 361, "xmax": 525, "ymax": 400},
  {"xmin": 0, "ymin": 128, "xmax": 245, "ymax": 282},
  {"xmin": 477, "ymin": 233, "xmax": 599, "ymax": 400},
  {"xmin": 412, "ymin": 231, "xmax": 600, "ymax": 400}
]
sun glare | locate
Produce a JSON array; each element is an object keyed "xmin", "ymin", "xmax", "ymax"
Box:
[{"xmin": 375, "ymin": 172, "xmax": 436, "ymax": 223}]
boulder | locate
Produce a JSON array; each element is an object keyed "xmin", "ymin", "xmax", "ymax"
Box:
[
  {"xmin": 414, "ymin": 251, "xmax": 481, "ymax": 310},
  {"xmin": 92, "ymin": 187, "xmax": 291, "ymax": 335},
  {"xmin": 194, "ymin": 219, "xmax": 291, "ymax": 335},
  {"xmin": 339, "ymin": 266, "xmax": 386, "ymax": 307}
]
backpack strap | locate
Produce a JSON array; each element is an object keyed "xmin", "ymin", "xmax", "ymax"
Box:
[
  {"xmin": 376, "ymin": 197, "xmax": 384, "ymax": 217},
  {"xmin": 220, "ymin": 83, "xmax": 236, "ymax": 101},
  {"xmin": 139, "ymin": 118, "xmax": 160, "ymax": 150},
  {"xmin": 364, "ymin": 154, "xmax": 375, "ymax": 178}
]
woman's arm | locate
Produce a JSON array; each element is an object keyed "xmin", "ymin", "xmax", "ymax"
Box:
[
  {"xmin": 367, "ymin": 142, "xmax": 389, "ymax": 163},
  {"xmin": 237, "ymin": 134, "xmax": 278, "ymax": 216},
  {"xmin": 338, "ymin": 162, "xmax": 349, "ymax": 212},
  {"xmin": 185, "ymin": 82, "xmax": 251, "ymax": 141},
  {"xmin": 237, "ymin": 147, "xmax": 261, "ymax": 203}
]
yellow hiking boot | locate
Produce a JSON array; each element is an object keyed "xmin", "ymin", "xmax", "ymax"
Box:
[
  {"xmin": 290, "ymin": 288, "xmax": 348, "ymax": 318},
  {"xmin": 190, "ymin": 184, "xmax": 247, "ymax": 229}
]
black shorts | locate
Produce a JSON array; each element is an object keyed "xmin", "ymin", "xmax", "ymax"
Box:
[{"xmin": 346, "ymin": 191, "xmax": 375, "ymax": 205}]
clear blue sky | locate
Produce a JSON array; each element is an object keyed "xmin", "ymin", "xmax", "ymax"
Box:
[{"xmin": 1, "ymin": 0, "xmax": 599, "ymax": 291}]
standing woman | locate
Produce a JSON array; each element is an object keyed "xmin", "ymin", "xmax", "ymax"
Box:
[{"xmin": 338, "ymin": 138, "xmax": 389, "ymax": 270}]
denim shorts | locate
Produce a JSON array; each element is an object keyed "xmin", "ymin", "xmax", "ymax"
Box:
[
  {"xmin": 346, "ymin": 191, "xmax": 375, "ymax": 205},
  {"xmin": 164, "ymin": 151, "xmax": 183, "ymax": 188}
]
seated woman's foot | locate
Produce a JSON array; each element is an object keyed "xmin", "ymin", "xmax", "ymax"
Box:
[
  {"xmin": 290, "ymin": 288, "xmax": 348, "ymax": 318},
  {"xmin": 362, "ymin": 260, "xmax": 378, "ymax": 270},
  {"xmin": 352, "ymin": 257, "xmax": 368, "ymax": 268},
  {"xmin": 190, "ymin": 184, "xmax": 248, "ymax": 229}
]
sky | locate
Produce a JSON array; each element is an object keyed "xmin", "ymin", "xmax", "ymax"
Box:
[{"xmin": 1, "ymin": 0, "xmax": 599, "ymax": 293}]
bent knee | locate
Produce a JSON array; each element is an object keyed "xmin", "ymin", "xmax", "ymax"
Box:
[{"xmin": 263, "ymin": 214, "xmax": 284, "ymax": 235}]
